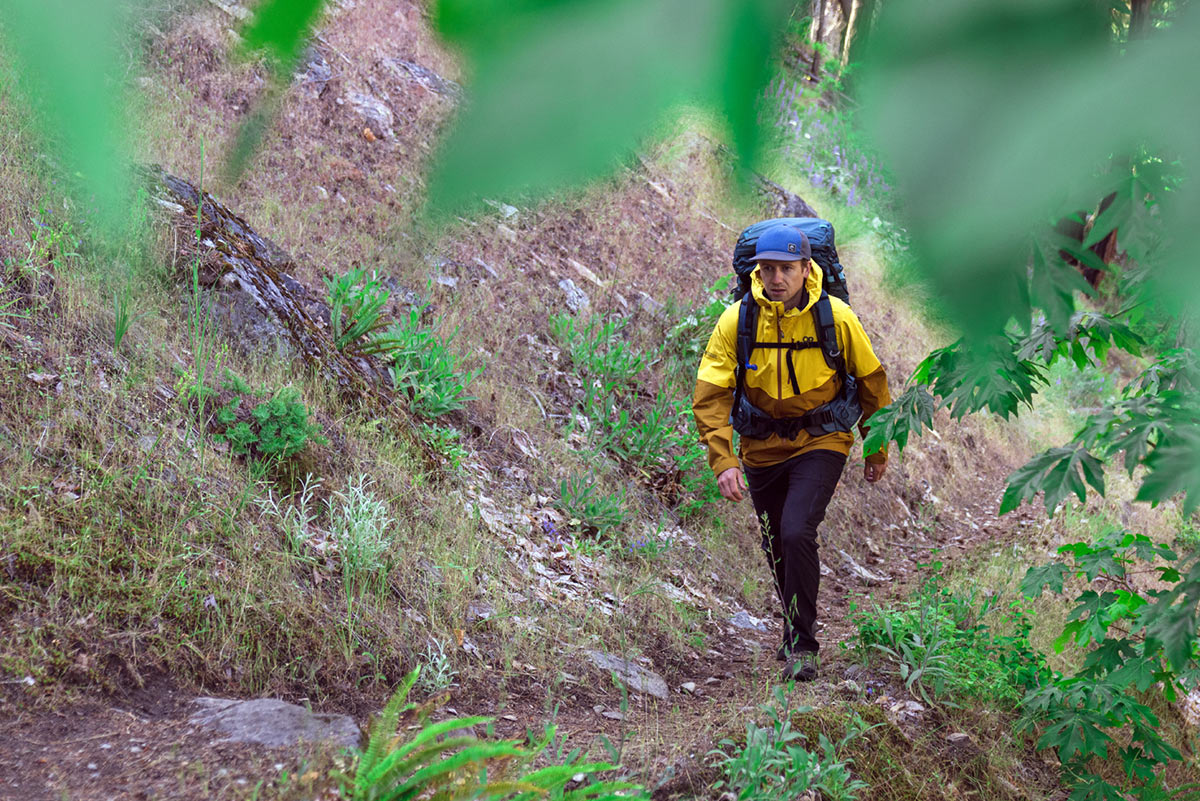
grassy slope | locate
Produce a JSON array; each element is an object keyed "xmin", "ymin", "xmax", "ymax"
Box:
[{"xmin": 1, "ymin": 3, "xmax": 1194, "ymax": 800}]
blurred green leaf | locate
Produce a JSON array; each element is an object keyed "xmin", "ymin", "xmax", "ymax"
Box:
[
  {"xmin": 1, "ymin": 0, "xmax": 129, "ymax": 233},
  {"xmin": 860, "ymin": 0, "xmax": 1200, "ymax": 340},
  {"xmin": 425, "ymin": 0, "xmax": 788, "ymax": 217},
  {"xmin": 242, "ymin": 0, "xmax": 326, "ymax": 67},
  {"xmin": 226, "ymin": 0, "xmax": 325, "ymax": 182}
]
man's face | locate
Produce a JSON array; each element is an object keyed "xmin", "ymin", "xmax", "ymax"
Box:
[{"xmin": 757, "ymin": 258, "xmax": 811, "ymax": 307}]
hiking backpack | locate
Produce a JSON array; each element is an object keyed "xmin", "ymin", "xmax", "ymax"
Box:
[
  {"xmin": 727, "ymin": 218, "xmax": 861, "ymax": 439},
  {"xmin": 731, "ymin": 217, "xmax": 849, "ymax": 304}
]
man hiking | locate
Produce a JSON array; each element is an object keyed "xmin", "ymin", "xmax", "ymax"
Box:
[{"xmin": 692, "ymin": 223, "xmax": 891, "ymax": 681}]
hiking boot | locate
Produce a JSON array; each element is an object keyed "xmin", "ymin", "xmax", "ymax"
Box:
[{"xmin": 783, "ymin": 650, "xmax": 819, "ymax": 682}]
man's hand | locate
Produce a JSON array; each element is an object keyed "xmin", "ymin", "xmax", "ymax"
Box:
[
  {"xmin": 717, "ymin": 467, "xmax": 747, "ymax": 502},
  {"xmin": 864, "ymin": 462, "xmax": 886, "ymax": 483}
]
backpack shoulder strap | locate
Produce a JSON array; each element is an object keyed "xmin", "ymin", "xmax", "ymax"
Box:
[
  {"xmin": 811, "ymin": 292, "xmax": 847, "ymax": 378},
  {"xmin": 733, "ymin": 296, "xmax": 759, "ymax": 406}
]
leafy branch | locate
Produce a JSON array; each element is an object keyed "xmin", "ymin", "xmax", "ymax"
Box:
[{"xmin": 1019, "ymin": 531, "xmax": 1192, "ymax": 799}]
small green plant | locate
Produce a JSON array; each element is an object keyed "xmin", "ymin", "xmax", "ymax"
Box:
[
  {"xmin": 550, "ymin": 313, "xmax": 652, "ymax": 385},
  {"xmin": 329, "ymin": 475, "xmax": 395, "ymax": 599},
  {"xmin": 852, "ymin": 569, "xmax": 1041, "ymax": 707},
  {"xmin": 343, "ymin": 667, "xmax": 647, "ymax": 801},
  {"xmin": 710, "ymin": 685, "xmax": 867, "ymax": 801},
  {"xmin": 112, "ymin": 284, "xmax": 145, "ymax": 353},
  {"xmin": 661, "ymin": 274, "xmax": 732, "ymax": 374},
  {"xmin": 419, "ymin": 423, "xmax": 468, "ymax": 471},
  {"xmin": 384, "ymin": 303, "xmax": 479, "ymax": 418},
  {"xmin": 558, "ymin": 472, "xmax": 625, "ymax": 540},
  {"xmin": 415, "ymin": 638, "xmax": 458, "ymax": 695},
  {"xmin": 213, "ymin": 370, "xmax": 327, "ymax": 463},
  {"xmin": 626, "ymin": 531, "xmax": 671, "ymax": 561},
  {"xmin": 256, "ymin": 472, "xmax": 323, "ymax": 557},
  {"xmin": 325, "ymin": 267, "xmax": 394, "ymax": 354}
]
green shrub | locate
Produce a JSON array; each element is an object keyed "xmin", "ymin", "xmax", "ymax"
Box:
[
  {"xmin": 382, "ymin": 303, "xmax": 479, "ymax": 418},
  {"xmin": 660, "ymin": 274, "xmax": 732, "ymax": 376},
  {"xmin": 851, "ymin": 571, "xmax": 1041, "ymax": 707},
  {"xmin": 342, "ymin": 667, "xmax": 647, "ymax": 801},
  {"xmin": 1019, "ymin": 529, "xmax": 1200, "ymax": 801},
  {"xmin": 213, "ymin": 370, "xmax": 326, "ymax": 463},
  {"xmin": 549, "ymin": 304, "xmax": 720, "ymax": 516}
]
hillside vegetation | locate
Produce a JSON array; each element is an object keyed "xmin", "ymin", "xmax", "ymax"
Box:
[{"xmin": 1, "ymin": 2, "xmax": 1197, "ymax": 800}]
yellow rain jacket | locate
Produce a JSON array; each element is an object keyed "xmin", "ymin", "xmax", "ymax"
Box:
[{"xmin": 693, "ymin": 263, "xmax": 891, "ymax": 476}]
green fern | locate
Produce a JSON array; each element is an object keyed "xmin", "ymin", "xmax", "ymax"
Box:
[{"xmin": 344, "ymin": 669, "xmax": 648, "ymax": 801}]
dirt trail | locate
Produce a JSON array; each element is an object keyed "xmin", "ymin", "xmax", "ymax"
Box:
[{"xmin": 0, "ymin": 464, "xmax": 1031, "ymax": 801}]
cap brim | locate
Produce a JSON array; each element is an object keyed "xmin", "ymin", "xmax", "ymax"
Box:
[{"xmin": 754, "ymin": 251, "xmax": 810, "ymax": 262}]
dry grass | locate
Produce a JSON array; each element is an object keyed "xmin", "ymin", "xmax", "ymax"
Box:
[{"xmin": 3, "ymin": 4, "xmax": 1192, "ymax": 800}]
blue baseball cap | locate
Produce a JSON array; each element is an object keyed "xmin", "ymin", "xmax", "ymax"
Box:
[{"xmin": 754, "ymin": 225, "xmax": 811, "ymax": 262}]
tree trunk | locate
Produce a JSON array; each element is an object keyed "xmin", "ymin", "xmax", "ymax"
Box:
[
  {"xmin": 838, "ymin": 0, "xmax": 855, "ymax": 65},
  {"xmin": 811, "ymin": 0, "xmax": 825, "ymax": 76},
  {"xmin": 1129, "ymin": 0, "xmax": 1151, "ymax": 38},
  {"xmin": 841, "ymin": 0, "xmax": 875, "ymax": 93}
]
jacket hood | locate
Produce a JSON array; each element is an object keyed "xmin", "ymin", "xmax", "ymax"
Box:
[{"xmin": 750, "ymin": 262, "xmax": 824, "ymax": 315}]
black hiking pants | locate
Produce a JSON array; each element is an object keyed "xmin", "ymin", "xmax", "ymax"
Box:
[{"xmin": 745, "ymin": 449, "xmax": 847, "ymax": 655}]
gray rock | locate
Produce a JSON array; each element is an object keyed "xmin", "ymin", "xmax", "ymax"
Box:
[
  {"xmin": 837, "ymin": 549, "xmax": 891, "ymax": 585},
  {"xmin": 729, "ymin": 610, "xmax": 769, "ymax": 632},
  {"xmin": 295, "ymin": 51, "xmax": 332, "ymax": 92},
  {"xmin": 383, "ymin": 58, "xmax": 463, "ymax": 100},
  {"xmin": 190, "ymin": 698, "xmax": 361, "ymax": 749},
  {"xmin": 558, "ymin": 279, "xmax": 590, "ymax": 313},
  {"xmin": 756, "ymin": 176, "xmax": 820, "ymax": 218},
  {"xmin": 202, "ymin": 290, "xmax": 298, "ymax": 363},
  {"xmin": 636, "ymin": 292, "xmax": 665, "ymax": 317},
  {"xmin": 207, "ymin": 0, "xmax": 250, "ymax": 20},
  {"xmin": 347, "ymin": 91, "xmax": 395, "ymax": 138},
  {"xmin": 468, "ymin": 602, "xmax": 496, "ymax": 621},
  {"xmin": 587, "ymin": 651, "xmax": 668, "ymax": 700}
]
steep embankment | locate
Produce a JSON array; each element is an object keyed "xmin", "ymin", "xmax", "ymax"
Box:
[{"xmin": 0, "ymin": 2, "xmax": 1094, "ymax": 800}]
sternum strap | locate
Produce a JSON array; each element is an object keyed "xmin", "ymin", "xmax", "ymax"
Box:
[{"xmin": 751, "ymin": 339, "xmax": 821, "ymax": 395}]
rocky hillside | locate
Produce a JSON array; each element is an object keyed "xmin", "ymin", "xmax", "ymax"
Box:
[{"xmin": 0, "ymin": 2, "xmax": 1177, "ymax": 800}]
